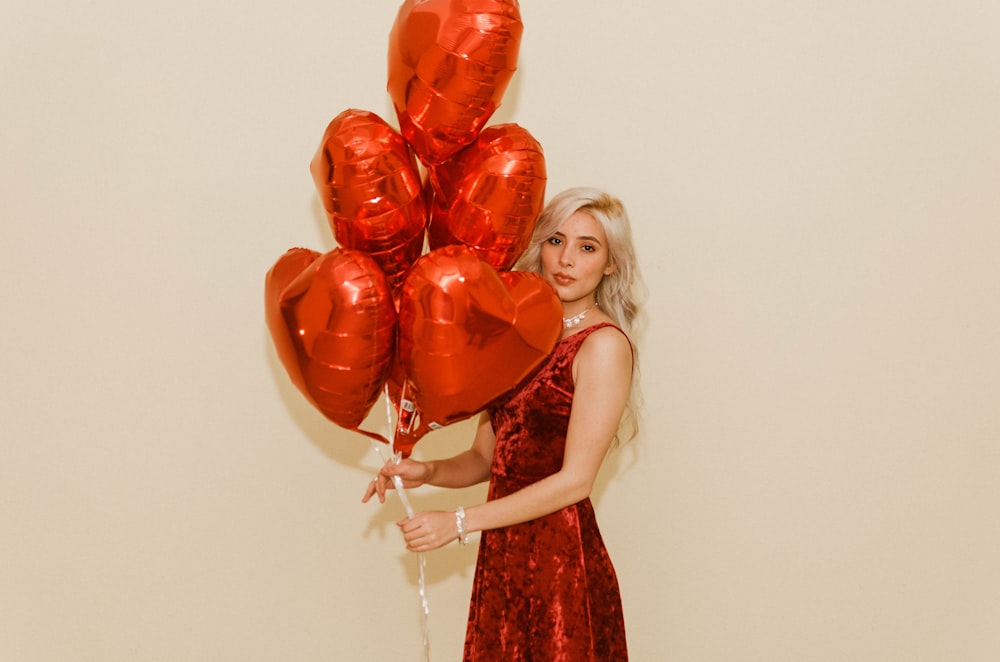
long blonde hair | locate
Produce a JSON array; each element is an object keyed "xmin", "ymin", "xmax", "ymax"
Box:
[{"xmin": 516, "ymin": 187, "xmax": 644, "ymax": 444}]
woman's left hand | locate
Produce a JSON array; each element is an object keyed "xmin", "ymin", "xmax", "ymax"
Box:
[{"xmin": 397, "ymin": 511, "xmax": 461, "ymax": 553}]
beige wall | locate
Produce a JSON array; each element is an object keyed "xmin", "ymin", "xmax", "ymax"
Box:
[{"xmin": 2, "ymin": 2, "xmax": 998, "ymax": 660}]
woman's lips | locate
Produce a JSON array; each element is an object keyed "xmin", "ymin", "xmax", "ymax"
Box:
[{"xmin": 552, "ymin": 273, "xmax": 574, "ymax": 286}]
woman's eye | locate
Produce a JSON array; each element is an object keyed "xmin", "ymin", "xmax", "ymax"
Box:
[
  {"xmin": 582, "ymin": 244, "xmax": 595, "ymax": 252},
  {"xmin": 547, "ymin": 236, "xmax": 562, "ymax": 245}
]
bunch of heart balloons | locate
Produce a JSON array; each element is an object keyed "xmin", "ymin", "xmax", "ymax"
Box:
[{"xmin": 265, "ymin": 0, "xmax": 562, "ymax": 457}]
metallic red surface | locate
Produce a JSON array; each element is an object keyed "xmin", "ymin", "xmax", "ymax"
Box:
[
  {"xmin": 387, "ymin": 0, "xmax": 523, "ymax": 165},
  {"xmin": 393, "ymin": 245, "xmax": 561, "ymax": 450},
  {"xmin": 265, "ymin": 247, "xmax": 397, "ymax": 436},
  {"xmin": 310, "ymin": 109, "xmax": 427, "ymax": 290},
  {"xmin": 426, "ymin": 123, "xmax": 546, "ymax": 270}
]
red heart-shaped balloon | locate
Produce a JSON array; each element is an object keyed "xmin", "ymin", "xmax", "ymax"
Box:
[
  {"xmin": 266, "ymin": 247, "xmax": 397, "ymax": 436},
  {"xmin": 310, "ymin": 109, "xmax": 427, "ymax": 290},
  {"xmin": 426, "ymin": 123, "xmax": 546, "ymax": 270},
  {"xmin": 393, "ymin": 244, "xmax": 561, "ymax": 451},
  {"xmin": 387, "ymin": 0, "xmax": 523, "ymax": 166}
]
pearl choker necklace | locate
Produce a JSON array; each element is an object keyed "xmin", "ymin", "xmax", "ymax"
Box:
[{"xmin": 563, "ymin": 306, "xmax": 595, "ymax": 328}]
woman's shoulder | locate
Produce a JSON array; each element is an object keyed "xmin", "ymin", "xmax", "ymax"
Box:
[
  {"xmin": 570, "ymin": 322, "xmax": 633, "ymax": 391},
  {"xmin": 575, "ymin": 321, "xmax": 633, "ymax": 364}
]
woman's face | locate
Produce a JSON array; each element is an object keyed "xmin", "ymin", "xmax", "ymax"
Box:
[{"xmin": 539, "ymin": 210, "xmax": 614, "ymax": 307}]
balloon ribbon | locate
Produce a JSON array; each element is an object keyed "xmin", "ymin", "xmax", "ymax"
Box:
[{"xmin": 370, "ymin": 386, "xmax": 431, "ymax": 661}]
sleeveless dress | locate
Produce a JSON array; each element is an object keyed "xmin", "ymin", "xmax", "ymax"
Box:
[{"xmin": 463, "ymin": 323, "xmax": 629, "ymax": 661}]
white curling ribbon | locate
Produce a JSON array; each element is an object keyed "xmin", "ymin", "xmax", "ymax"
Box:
[{"xmin": 373, "ymin": 387, "xmax": 431, "ymax": 662}]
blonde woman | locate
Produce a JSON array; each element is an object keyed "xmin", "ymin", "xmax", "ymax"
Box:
[{"xmin": 365, "ymin": 187, "xmax": 642, "ymax": 660}]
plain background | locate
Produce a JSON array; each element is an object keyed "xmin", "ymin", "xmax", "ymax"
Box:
[{"xmin": 2, "ymin": 1, "xmax": 999, "ymax": 660}]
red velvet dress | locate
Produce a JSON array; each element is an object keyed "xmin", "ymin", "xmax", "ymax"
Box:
[{"xmin": 463, "ymin": 323, "xmax": 629, "ymax": 661}]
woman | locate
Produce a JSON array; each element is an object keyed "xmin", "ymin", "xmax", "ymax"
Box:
[{"xmin": 363, "ymin": 186, "xmax": 642, "ymax": 660}]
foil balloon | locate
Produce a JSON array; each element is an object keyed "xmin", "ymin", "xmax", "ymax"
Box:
[
  {"xmin": 310, "ymin": 109, "xmax": 427, "ymax": 290},
  {"xmin": 387, "ymin": 0, "xmax": 523, "ymax": 166},
  {"xmin": 426, "ymin": 123, "xmax": 546, "ymax": 270},
  {"xmin": 266, "ymin": 247, "xmax": 397, "ymax": 439},
  {"xmin": 394, "ymin": 245, "xmax": 562, "ymax": 449}
]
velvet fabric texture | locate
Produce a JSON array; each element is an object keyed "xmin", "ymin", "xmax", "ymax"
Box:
[{"xmin": 464, "ymin": 323, "xmax": 629, "ymax": 661}]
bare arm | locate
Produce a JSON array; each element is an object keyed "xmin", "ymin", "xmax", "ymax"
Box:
[
  {"xmin": 397, "ymin": 327, "xmax": 633, "ymax": 551},
  {"xmin": 361, "ymin": 411, "xmax": 495, "ymax": 504}
]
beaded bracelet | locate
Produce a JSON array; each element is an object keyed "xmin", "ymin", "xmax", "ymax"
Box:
[{"xmin": 455, "ymin": 506, "xmax": 469, "ymax": 545}]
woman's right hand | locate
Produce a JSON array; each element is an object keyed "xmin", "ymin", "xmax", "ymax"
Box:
[{"xmin": 361, "ymin": 458, "xmax": 433, "ymax": 504}]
